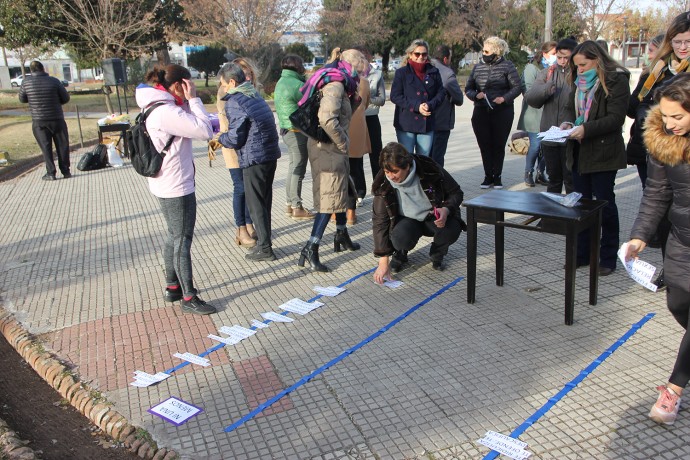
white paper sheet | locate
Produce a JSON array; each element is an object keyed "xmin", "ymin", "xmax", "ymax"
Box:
[
  {"xmin": 313, "ymin": 286, "xmax": 346, "ymax": 297},
  {"xmin": 618, "ymin": 243, "xmax": 658, "ymax": 292},
  {"xmin": 173, "ymin": 352, "xmax": 211, "ymax": 367},
  {"xmin": 251, "ymin": 319, "xmax": 269, "ymax": 329},
  {"xmin": 131, "ymin": 371, "xmax": 170, "ymax": 387},
  {"xmin": 261, "ymin": 311, "xmax": 295, "ymax": 322},
  {"xmin": 537, "ymin": 126, "xmax": 575, "ymax": 143},
  {"xmin": 280, "ymin": 298, "xmax": 325, "ymax": 315},
  {"xmin": 207, "ymin": 334, "xmax": 241, "ymax": 345},
  {"xmin": 218, "ymin": 325, "xmax": 257, "ymax": 342},
  {"xmin": 383, "ymin": 279, "xmax": 403, "ymax": 289},
  {"xmin": 477, "ymin": 431, "xmax": 531, "ymax": 459}
]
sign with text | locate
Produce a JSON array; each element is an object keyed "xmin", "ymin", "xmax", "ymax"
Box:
[{"xmin": 148, "ymin": 397, "xmax": 203, "ymax": 426}]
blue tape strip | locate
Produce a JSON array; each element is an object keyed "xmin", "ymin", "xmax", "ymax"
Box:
[
  {"xmin": 163, "ymin": 268, "xmax": 376, "ymax": 374},
  {"xmin": 223, "ymin": 276, "xmax": 464, "ymax": 432},
  {"xmin": 482, "ymin": 312, "xmax": 656, "ymax": 460}
]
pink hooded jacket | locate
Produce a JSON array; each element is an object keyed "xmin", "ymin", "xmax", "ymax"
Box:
[{"xmin": 135, "ymin": 85, "xmax": 213, "ymax": 198}]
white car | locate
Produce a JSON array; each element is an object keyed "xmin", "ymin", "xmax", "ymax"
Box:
[
  {"xmin": 94, "ymin": 74, "xmax": 104, "ymax": 81},
  {"xmin": 188, "ymin": 67, "xmax": 201, "ymax": 79},
  {"xmin": 10, "ymin": 74, "xmax": 29, "ymax": 87}
]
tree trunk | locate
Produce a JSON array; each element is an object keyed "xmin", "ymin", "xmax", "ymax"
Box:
[
  {"xmin": 103, "ymin": 86, "xmax": 114, "ymax": 114},
  {"xmin": 156, "ymin": 47, "xmax": 171, "ymax": 66},
  {"xmin": 205, "ymin": 75, "xmax": 209, "ymax": 87}
]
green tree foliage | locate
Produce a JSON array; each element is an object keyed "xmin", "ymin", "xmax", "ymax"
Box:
[
  {"xmin": 187, "ymin": 45, "xmax": 227, "ymax": 86},
  {"xmin": 528, "ymin": 0, "xmax": 584, "ymax": 42},
  {"xmin": 284, "ymin": 42, "xmax": 315, "ymax": 63}
]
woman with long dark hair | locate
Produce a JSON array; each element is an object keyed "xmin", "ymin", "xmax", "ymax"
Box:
[{"xmin": 562, "ymin": 40, "xmax": 630, "ymax": 276}]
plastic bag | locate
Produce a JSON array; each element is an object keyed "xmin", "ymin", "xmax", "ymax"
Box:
[{"xmin": 107, "ymin": 143, "xmax": 124, "ymax": 167}]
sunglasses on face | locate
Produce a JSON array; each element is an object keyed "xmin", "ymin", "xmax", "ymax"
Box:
[{"xmin": 412, "ymin": 52, "xmax": 428, "ymax": 58}]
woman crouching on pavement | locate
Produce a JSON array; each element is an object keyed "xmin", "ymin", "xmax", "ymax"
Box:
[
  {"xmin": 372, "ymin": 142, "xmax": 465, "ymax": 284},
  {"xmin": 625, "ymin": 73, "xmax": 690, "ymax": 425},
  {"xmin": 135, "ymin": 65, "xmax": 215, "ymax": 315}
]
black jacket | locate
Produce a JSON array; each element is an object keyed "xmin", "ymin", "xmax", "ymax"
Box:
[
  {"xmin": 371, "ymin": 155, "xmax": 465, "ymax": 257},
  {"xmin": 465, "ymin": 57, "xmax": 522, "ymax": 108},
  {"xmin": 18, "ymin": 71, "xmax": 69, "ymax": 121},
  {"xmin": 631, "ymin": 107, "xmax": 690, "ymax": 291},
  {"xmin": 430, "ymin": 58, "xmax": 464, "ymax": 131}
]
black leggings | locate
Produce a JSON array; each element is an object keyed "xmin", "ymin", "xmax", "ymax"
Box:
[
  {"xmin": 471, "ymin": 104, "xmax": 514, "ymax": 178},
  {"xmin": 668, "ymin": 286, "xmax": 690, "ymax": 388}
]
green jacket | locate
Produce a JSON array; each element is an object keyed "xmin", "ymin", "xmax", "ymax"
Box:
[{"xmin": 274, "ymin": 69, "xmax": 306, "ymax": 130}]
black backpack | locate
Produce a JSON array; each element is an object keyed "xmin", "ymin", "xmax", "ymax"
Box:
[
  {"xmin": 77, "ymin": 144, "xmax": 108, "ymax": 171},
  {"xmin": 126, "ymin": 102, "xmax": 175, "ymax": 177}
]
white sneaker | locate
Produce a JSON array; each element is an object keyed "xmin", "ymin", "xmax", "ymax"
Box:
[{"xmin": 649, "ymin": 385, "xmax": 681, "ymax": 425}]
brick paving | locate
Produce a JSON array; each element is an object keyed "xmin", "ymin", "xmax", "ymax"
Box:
[{"xmin": 1, "ymin": 70, "xmax": 689, "ymax": 459}]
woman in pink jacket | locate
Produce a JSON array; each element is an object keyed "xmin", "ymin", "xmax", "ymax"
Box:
[{"xmin": 135, "ymin": 65, "xmax": 215, "ymax": 315}]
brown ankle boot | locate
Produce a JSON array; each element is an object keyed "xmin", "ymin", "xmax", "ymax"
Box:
[
  {"xmin": 235, "ymin": 227, "xmax": 256, "ymax": 248},
  {"xmin": 346, "ymin": 209, "xmax": 357, "ymax": 225}
]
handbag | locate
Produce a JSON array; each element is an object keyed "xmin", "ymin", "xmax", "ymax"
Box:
[{"xmin": 289, "ymin": 90, "xmax": 333, "ymax": 144}]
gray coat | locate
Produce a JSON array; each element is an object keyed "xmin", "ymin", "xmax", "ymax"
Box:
[
  {"xmin": 524, "ymin": 64, "xmax": 573, "ymax": 146},
  {"xmin": 18, "ymin": 71, "xmax": 69, "ymax": 121},
  {"xmin": 430, "ymin": 58, "xmax": 464, "ymax": 131}
]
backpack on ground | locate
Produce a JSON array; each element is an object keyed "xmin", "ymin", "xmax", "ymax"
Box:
[
  {"xmin": 126, "ymin": 102, "xmax": 175, "ymax": 177},
  {"xmin": 76, "ymin": 144, "xmax": 108, "ymax": 171}
]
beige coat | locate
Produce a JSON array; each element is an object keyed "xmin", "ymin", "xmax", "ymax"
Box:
[
  {"xmin": 308, "ymin": 81, "xmax": 354, "ymax": 213},
  {"xmin": 216, "ymin": 84, "xmax": 240, "ymax": 169},
  {"xmin": 348, "ymin": 81, "xmax": 371, "ymax": 158}
]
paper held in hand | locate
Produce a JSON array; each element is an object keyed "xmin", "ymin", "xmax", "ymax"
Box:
[
  {"xmin": 618, "ymin": 243, "xmax": 658, "ymax": 292},
  {"xmin": 538, "ymin": 126, "xmax": 575, "ymax": 143}
]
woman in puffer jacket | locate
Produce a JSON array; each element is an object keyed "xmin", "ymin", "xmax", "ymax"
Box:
[
  {"xmin": 625, "ymin": 73, "xmax": 690, "ymax": 426},
  {"xmin": 135, "ymin": 65, "xmax": 215, "ymax": 315},
  {"xmin": 465, "ymin": 36, "xmax": 522, "ymax": 189}
]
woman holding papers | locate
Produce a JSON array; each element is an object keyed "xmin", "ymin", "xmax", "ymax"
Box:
[
  {"xmin": 561, "ymin": 40, "xmax": 630, "ymax": 277},
  {"xmin": 625, "ymin": 73, "xmax": 690, "ymax": 426},
  {"xmin": 465, "ymin": 36, "xmax": 522, "ymax": 189}
]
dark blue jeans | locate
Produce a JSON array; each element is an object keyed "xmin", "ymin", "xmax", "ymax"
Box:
[
  {"xmin": 229, "ymin": 168, "xmax": 252, "ymax": 227},
  {"xmin": 571, "ymin": 163, "xmax": 619, "ymax": 270}
]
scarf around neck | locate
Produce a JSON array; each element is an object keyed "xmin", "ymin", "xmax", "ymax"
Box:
[
  {"xmin": 387, "ymin": 160, "xmax": 433, "ymax": 221},
  {"xmin": 297, "ymin": 60, "xmax": 360, "ymax": 106},
  {"xmin": 575, "ymin": 70, "xmax": 599, "ymax": 126},
  {"xmin": 227, "ymin": 81, "xmax": 259, "ymax": 98},
  {"xmin": 638, "ymin": 55, "xmax": 690, "ymax": 101},
  {"xmin": 154, "ymin": 83, "xmax": 184, "ymax": 106},
  {"xmin": 408, "ymin": 60, "xmax": 428, "ymax": 80}
]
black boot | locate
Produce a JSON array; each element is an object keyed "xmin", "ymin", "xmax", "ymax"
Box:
[
  {"xmin": 298, "ymin": 242, "xmax": 328, "ymax": 272},
  {"xmin": 334, "ymin": 228, "xmax": 360, "ymax": 252},
  {"xmin": 389, "ymin": 250, "xmax": 408, "ymax": 273}
]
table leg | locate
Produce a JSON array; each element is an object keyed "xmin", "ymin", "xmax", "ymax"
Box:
[
  {"xmin": 589, "ymin": 211, "xmax": 602, "ymax": 305},
  {"xmin": 564, "ymin": 227, "xmax": 577, "ymax": 325},
  {"xmin": 496, "ymin": 211, "xmax": 504, "ymax": 287},
  {"xmin": 467, "ymin": 208, "xmax": 477, "ymax": 303}
]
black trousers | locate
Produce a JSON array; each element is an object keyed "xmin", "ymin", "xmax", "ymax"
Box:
[
  {"xmin": 542, "ymin": 144, "xmax": 574, "ymax": 194},
  {"xmin": 33, "ymin": 120, "xmax": 70, "ymax": 176},
  {"xmin": 390, "ymin": 215, "xmax": 462, "ymax": 261},
  {"xmin": 366, "ymin": 115, "xmax": 383, "ymax": 179},
  {"xmin": 349, "ymin": 157, "xmax": 366, "ymax": 199},
  {"xmin": 243, "ymin": 160, "xmax": 277, "ymax": 251},
  {"xmin": 470, "ymin": 104, "xmax": 513, "ymax": 178},
  {"xmin": 668, "ymin": 286, "xmax": 690, "ymax": 388}
]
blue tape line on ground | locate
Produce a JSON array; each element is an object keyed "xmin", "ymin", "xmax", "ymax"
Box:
[
  {"xmin": 163, "ymin": 267, "xmax": 376, "ymax": 375},
  {"xmin": 223, "ymin": 276, "xmax": 464, "ymax": 433},
  {"xmin": 482, "ymin": 312, "xmax": 655, "ymax": 460}
]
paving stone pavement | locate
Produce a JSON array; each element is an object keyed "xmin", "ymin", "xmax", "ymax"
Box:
[{"xmin": 1, "ymin": 71, "xmax": 689, "ymax": 459}]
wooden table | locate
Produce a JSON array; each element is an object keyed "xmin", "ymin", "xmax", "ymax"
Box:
[
  {"xmin": 97, "ymin": 122, "xmax": 130, "ymax": 158},
  {"xmin": 463, "ymin": 190, "xmax": 608, "ymax": 325}
]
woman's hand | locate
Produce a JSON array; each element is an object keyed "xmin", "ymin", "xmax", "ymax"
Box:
[
  {"xmin": 373, "ymin": 256, "xmax": 392, "ymax": 285},
  {"xmin": 568, "ymin": 125, "xmax": 585, "ymax": 142},
  {"xmin": 492, "ymin": 96, "xmax": 505, "ymax": 105},
  {"xmin": 419, "ymin": 102, "xmax": 431, "ymax": 116},
  {"xmin": 624, "ymin": 239, "xmax": 647, "ymax": 261},
  {"xmin": 182, "ymin": 78, "xmax": 197, "ymax": 99},
  {"xmin": 434, "ymin": 207, "xmax": 449, "ymax": 228},
  {"xmin": 475, "ymin": 92, "xmax": 485, "ymax": 100}
]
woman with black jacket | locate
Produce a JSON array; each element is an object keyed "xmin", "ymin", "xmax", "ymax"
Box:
[
  {"xmin": 625, "ymin": 73, "xmax": 690, "ymax": 426},
  {"xmin": 465, "ymin": 36, "xmax": 522, "ymax": 189}
]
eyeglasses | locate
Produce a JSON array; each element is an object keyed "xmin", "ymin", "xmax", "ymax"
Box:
[
  {"xmin": 671, "ymin": 39, "xmax": 690, "ymax": 48},
  {"xmin": 412, "ymin": 52, "xmax": 428, "ymax": 58}
]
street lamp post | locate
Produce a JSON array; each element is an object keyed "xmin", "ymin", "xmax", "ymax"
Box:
[{"xmin": 637, "ymin": 29, "xmax": 645, "ymax": 68}]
